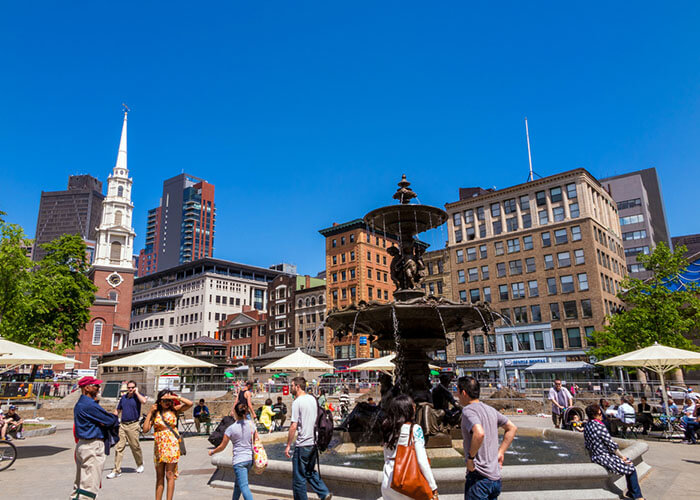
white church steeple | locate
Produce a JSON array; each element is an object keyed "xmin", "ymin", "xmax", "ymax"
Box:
[{"xmin": 93, "ymin": 108, "xmax": 136, "ymax": 269}]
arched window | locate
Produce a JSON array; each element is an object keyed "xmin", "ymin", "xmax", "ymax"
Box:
[
  {"xmin": 298, "ymin": 299, "xmax": 303, "ymax": 308},
  {"xmin": 117, "ymin": 186, "xmax": 124, "ymax": 197},
  {"xmin": 114, "ymin": 211, "xmax": 123, "ymax": 226},
  {"xmin": 311, "ymin": 297, "xmax": 316, "ymax": 306},
  {"xmin": 306, "ymin": 298, "xmax": 310, "ymax": 307},
  {"xmin": 319, "ymin": 295, "xmax": 324, "ymax": 305},
  {"xmin": 110, "ymin": 241, "xmax": 122, "ymax": 263},
  {"xmin": 108, "ymin": 291, "xmax": 118, "ymax": 301},
  {"xmin": 92, "ymin": 320, "xmax": 103, "ymax": 345}
]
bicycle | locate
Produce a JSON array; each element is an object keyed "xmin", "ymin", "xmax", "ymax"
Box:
[{"xmin": 0, "ymin": 439, "xmax": 17, "ymax": 471}]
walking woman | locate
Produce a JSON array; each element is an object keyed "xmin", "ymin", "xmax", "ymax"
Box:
[
  {"xmin": 583, "ymin": 404, "xmax": 644, "ymax": 500},
  {"xmin": 142, "ymin": 390, "xmax": 193, "ymax": 500},
  {"xmin": 381, "ymin": 394, "xmax": 438, "ymax": 500},
  {"xmin": 209, "ymin": 402, "xmax": 257, "ymax": 500}
]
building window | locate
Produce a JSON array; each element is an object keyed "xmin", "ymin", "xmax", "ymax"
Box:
[
  {"xmin": 468, "ymin": 268, "xmax": 479, "ymax": 282},
  {"xmin": 332, "ymin": 239, "xmax": 336, "ymax": 247},
  {"xmin": 617, "ymin": 198, "xmax": 641, "ymax": 210},
  {"xmin": 509, "ymin": 260, "xmax": 523, "ymax": 275},
  {"xmin": 554, "ymin": 229, "xmax": 568, "ymax": 244},
  {"xmin": 506, "ymin": 217, "xmax": 518, "ymax": 232},
  {"xmin": 544, "ymin": 254, "xmax": 554, "ymax": 270},
  {"xmin": 511, "ymin": 282, "xmax": 525, "ymax": 299},
  {"xmin": 561, "ymin": 275, "xmax": 574, "ymax": 293},
  {"xmin": 522, "ymin": 213, "xmax": 532, "ymax": 229},
  {"xmin": 350, "ymin": 234, "xmax": 355, "ymax": 243},
  {"xmin": 517, "ymin": 331, "xmax": 531, "ymax": 348},
  {"xmin": 569, "ymin": 203, "xmax": 580, "ymax": 218},
  {"xmin": 463, "ymin": 334, "xmax": 472, "ymax": 354},
  {"xmin": 479, "ymin": 244, "xmax": 487, "ymax": 259},
  {"xmin": 110, "ymin": 241, "xmax": 122, "ymax": 263},
  {"xmin": 496, "ymin": 262, "xmax": 506, "ymax": 277},
  {"xmin": 547, "ymin": 277, "xmax": 557, "ymax": 295},
  {"xmin": 533, "ymin": 331, "xmax": 545, "ymax": 350},
  {"xmin": 481, "ymin": 265, "xmax": 489, "ymax": 280},
  {"xmin": 574, "ymin": 249, "xmax": 585, "ymax": 265},
  {"xmin": 553, "ymin": 329, "xmax": 564, "ymax": 349},
  {"xmin": 525, "ymin": 257, "xmax": 536, "ymax": 273},
  {"xmin": 483, "ymin": 287, "xmax": 491, "ymax": 302},
  {"xmin": 459, "ymin": 290, "xmax": 467, "ymax": 302},
  {"xmin": 453, "ymin": 212, "xmax": 462, "ymax": 226},
  {"xmin": 620, "ymin": 214, "xmax": 645, "ymax": 225},
  {"xmin": 457, "ymin": 270, "xmax": 466, "ymax": 283},
  {"xmin": 504, "ymin": 198, "xmax": 517, "ymax": 214},
  {"xmin": 499, "ymin": 284, "xmax": 509, "ymax": 301},
  {"xmin": 550, "ymin": 302, "xmax": 561, "ymax": 320},
  {"xmin": 528, "ymin": 280, "xmax": 539, "ymax": 297},
  {"xmin": 503, "ymin": 333, "xmax": 514, "ymax": 351},
  {"xmin": 494, "ymin": 241, "xmax": 504, "ymax": 256},
  {"xmin": 571, "ymin": 225, "xmax": 582, "ymax": 241},
  {"xmin": 464, "ymin": 209, "xmax": 474, "ymax": 223},
  {"xmin": 581, "ymin": 299, "xmax": 593, "ymax": 318},
  {"xmin": 492, "ymin": 221, "xmax": 502, "ymax": 235},
  {"xmin": 454, "ymin": 229, "xmax": 463, "ymax": 243},
  {"xmin": 470, "ymin": 289, "xmax": 480, "ymax": 302},
  {"xmin": 332, "ymin": 255, "xmax": 337, "ymax": 265},
  {"xmin": 92, "ymin": 321, "xmax": 103, "ymax": 345},
  {"xmin": 536, "ymin": 190, "xmax": 546, "ymax": 206},
  {"xmin": 557, "ymin": 251, "xmax": 571, "ymax": 267},
  {"xmin": 522, "ymin": 236, "xmax": 533, "ymax": 251},
  {"xmin": 538, "ymin": 210, "xmax": 549, "ymax": 225},
  {"xmin": 467, "ymin": 247, "xmax": 477, "ymax": 261},
  {"xmin": 490, "ymin": 202, "xmax": 501, "ymax": 217},
  {"xmin": 622, "ymin": 230, "xmax": 647, "ymax": 241},
  {"xmin": 474, "ymin": 335, "xmax": 485, "ymax": 354},
  {"xmin": 628, "ymin": 263, "xmax": 645, "ymax": 273},
  {"xmin": 479, "ymin": 224, "xmax": 486, "ymax": 238},
  {"xmin": 553, "ymin": 206, "xmax": 565, "ymax": 222},
  {"xmin": 577, "ymin": 273, "xmax": 589, "ymax": 291},
  {"xmin": 477, "ymin": 206, "xmax": 485, "ymax": 220},
  {"xmin": 350, "ymin": 251, "xmax": 355, "ymax": 261},
  {"xmin": 90, "ymin": 356, "xmax": 99, "ymax": 369},
  {"xmin": 541, "ymin": 232, "xmax": 551, "ymax": 247},
  {"xmin": 550, "ymin": 186, "xmax": 562, "ymax": 202},
  {"xmin": 531, "ymin": 305, "xmax": 542, "ymax": 322},
  {"xmin": 563, "ymin": 300, "xmax": 578, "ymax": 319},
  {"xmin": 625, "ymin": 246, "xmax": 650, "ymax": 257},
  {"xmin": 507, "ymin": 238, "xmax": 520, "ymax": 253},
  {"xmin": 567, "ymin": 327, "xmax": 582, "ymax": 348},
  {"xmin": 566, "ymin": 183, "xmax": 577, "ymax": 199}
]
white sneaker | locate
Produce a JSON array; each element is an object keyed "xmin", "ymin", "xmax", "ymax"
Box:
[
  {"xmin": 106, "ymin": 471, "xmax": 121, "ymax": 479},
  {"xmin": 136, "ymin": 465, "xmax": 144, "ymax": 473}
]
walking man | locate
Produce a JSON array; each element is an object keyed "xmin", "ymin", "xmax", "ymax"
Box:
[
  {"xmin": 548, "ymin": 379, "xmax": 573, "ymax": 429},
  {"xmin": 72, "ymin": 376, "xmax": 119, "ymax": 499},
  {"xmin": 284, "ymin": 377, "xmax": 332, "ymax": 500},
  {"xmin": 107, "ymin": 381, "xmax": 146, "ymax": 478},
  {"xmin": 458, "ymin": 376, "xmax": 517, "ymax": 500}
]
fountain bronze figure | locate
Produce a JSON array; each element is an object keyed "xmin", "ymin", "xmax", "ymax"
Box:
[{"xmin": 325, "ymin": 175, "xmax": 496, "ymax": 446}]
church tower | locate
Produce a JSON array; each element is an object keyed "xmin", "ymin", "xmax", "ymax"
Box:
[{"xmin": 64, "ymin": 109, "xmax": 136, "ymax": 372}]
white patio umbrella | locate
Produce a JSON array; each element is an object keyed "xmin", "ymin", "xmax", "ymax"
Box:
[
  {"xmin": 99, "ymin": 345, "xmax": 216, "ymax": 393},
  {"xmin": 352, "ymin": 353, "xmax": 441, "ymax": 374},
  {"xmin": 0, "ymin": 338, "xmax": 82, "ymax": 370},
  {"xmin": 597, "ymin": 342, "xmax": 700, "ymax": 417},
  {"xmin": 262, "ymin": 348, "xmax": 334, "ymax": 372}
]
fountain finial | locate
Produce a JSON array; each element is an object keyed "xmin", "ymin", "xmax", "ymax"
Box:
[{"xmin": 393, "ymin": 174, "xmax": 417, "ymax": 205}]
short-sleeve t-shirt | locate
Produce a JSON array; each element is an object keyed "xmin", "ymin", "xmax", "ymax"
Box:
[
  {"xmin": 224, "ymin": 420, "xmax": 254, "ymax": 465},
  {"xmin": 291, "ymin": 394, "xmax": 318, "ymax": 447},
  {"xmin": 461, "ymin": 402, "xmax": 509, "ymax": 481},
  {"xmin": 548, "ymin": 387, "xmax": 572, "ymax": 415}
]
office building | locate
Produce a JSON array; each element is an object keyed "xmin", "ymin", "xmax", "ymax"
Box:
[
  {"xmin": 295, "ymin": 276, "xmax": 327, "ymax": 353},
  {"xmin": 600, "ymin": 168, "xmax": 671, "ymax": 280},
  {"xmin": 421, "ymin": 248, "xmax": 452, "ymax": 299},
  {"xmin": 63, "ymin": 111, "xmax": 135, "ymax": 371},
  {"xmin": 138, "ymin": 173, "xmax": 216, "ymax": 276},
  {"xmin": 219, "ymin": 306, "xmax": 269, "ymax": 363},
  {"xmin": 33, "ymin": 174, "xmax": 104, "ymax": 261},
  {"xmin": 318, "ymin": 219, "xmax": 398, "ymax": 363},
  {"xmin": 446, "ymin": 168, "xmax": 626, "ymax": 383},
  {"xmin": 266, "ymin": 274, "xmax": 298, "ymax": 350},
  {"xmin": 129, "ymin": 258, "xmax": 281, "ymax": 346},
  {"xmin": 672, "ymin": 234, "xmax": 700, "ymax": 258}
]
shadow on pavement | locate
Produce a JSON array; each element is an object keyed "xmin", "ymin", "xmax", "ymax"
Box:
[
  {"xmin": 683, "ymin": 459, "xmax": 700, "ymax": 465},
  {"xmin": 16, "ymin": 445, "xmax": 70, "ymax": 459}
]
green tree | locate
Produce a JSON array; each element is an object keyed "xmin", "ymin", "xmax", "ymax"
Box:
[
  {"xmin": 0, "ymin": 227, "xmax": 96, "ymax": 352},
  {"xmin": 0, "ymin": 212, "xmax": 33, "ymax": 331},
  {"xmin": 589, "ymin": 242, "xmax": 700, "ymax": 360}
]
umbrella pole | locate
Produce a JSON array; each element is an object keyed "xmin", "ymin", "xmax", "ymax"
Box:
[{"xmin": 658, "ymin": 369, "xmax": 670, "ymax": 420}]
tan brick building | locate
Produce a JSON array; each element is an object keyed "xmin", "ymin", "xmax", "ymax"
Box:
[
  {"xmin": 294, "ymin": 276, "xmax": 328, "ymax": 353},
  {"xmin": 318, "ymin": 220, "xmax": 398, "ymax": 363},
  {"xmin": 445, "ymin": 168, "xmax": 626, "ymax": 384}
]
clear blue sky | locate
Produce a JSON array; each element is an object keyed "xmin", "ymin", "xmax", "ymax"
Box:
[{"xmin": 2, "ymin": 2, "xmax": 699, "ymax": 275}]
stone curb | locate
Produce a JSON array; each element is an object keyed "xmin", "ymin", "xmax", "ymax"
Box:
[{"xmin": 22, "ymin": 424, "xmax": 57, "ymax": 438}]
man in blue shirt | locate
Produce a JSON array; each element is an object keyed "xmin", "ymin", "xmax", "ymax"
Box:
[
  {"xmin": 193, "ymin": 398, "xmax": 211, "ymax": 434},
  {"xmin": 107, "ymin": 380, "xmax": 147, "ymax": 478},
  {"xmin": 72, "ymin": 376, "xmax": 119, "ymax": 499}
]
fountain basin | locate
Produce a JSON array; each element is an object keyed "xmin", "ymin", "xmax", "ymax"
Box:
[{"xmin": 208, "ymin": 428, "xmax": 650, "ymax": 500}]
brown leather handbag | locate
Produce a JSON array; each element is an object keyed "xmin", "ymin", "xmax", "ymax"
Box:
[{"xmin": 391, "ymin": 424, "xmax": 434, "ymax": 500}]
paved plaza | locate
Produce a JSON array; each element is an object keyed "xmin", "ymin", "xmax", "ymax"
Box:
[{"xmin": 1, "ymin": 416, "xmax": 698, "ymax": 499}]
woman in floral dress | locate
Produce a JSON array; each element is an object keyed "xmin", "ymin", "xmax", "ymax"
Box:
[{"xmin": 142, "ymin": 390, "xmax": 193, "ymax": 500}]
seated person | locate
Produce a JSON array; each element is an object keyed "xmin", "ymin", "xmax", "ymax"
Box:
[
  {"xmin": 617, "ymin": 396, "xmax": 636, "ymax": 424},
  {"xmin": 570, "ymin": 413, "xmax": 584, "ymax": 432},
  {"xmin": 1, "ymin": 405, "xmax": 24, "ymax": 440},
  {"xmin": 193, "ymin": 399, "xmax": 211, "ymax": 434},
  {"xmin": 663, "ymin": 400, "xmax": 679, "ymax": 416},
  {"xmin": 258, "ymin": 398, "xmax": 275, "ymax": 433},
  {"xmin": 682, "ymin": 397, "xmax": 696, "ymax": 417},
  {"xmin": 636, "ymin": 396, "xmax": 653, "ymax": 434},
  {"xmin": 271, "ymin": 396, "xmax": 287, "ymax": 429},
  {"xmin": 684, "ymin": 404, "xmax": 700, "ymax": 444}
]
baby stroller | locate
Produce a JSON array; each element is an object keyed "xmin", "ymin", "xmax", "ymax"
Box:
[{"xmin": 562, "ymin": 407, "xmax": 585, "ymax": 432}]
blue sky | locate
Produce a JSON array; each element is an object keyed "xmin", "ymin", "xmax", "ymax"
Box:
[{"xmin": 2, "ymin": 2, "xmax": 699, "ymax": 275}]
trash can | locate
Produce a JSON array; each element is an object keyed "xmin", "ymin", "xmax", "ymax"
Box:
[{"xmin": 282, "ymin": 385, "xmax": 289, "ymax": 396}]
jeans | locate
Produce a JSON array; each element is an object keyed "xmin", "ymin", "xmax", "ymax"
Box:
[
  {"xmin": 625, "ymin": 469, "xmax": 643, "ymax": 499},
  {"xmin": 465, "ymin": 470, "xmax": 501, "ymax": 500},
  {"xmin": 292, "ymin": 446, "xmax": 330, "ymax": 500},
  {"xmin": 685, "ymin": 421, "xmax": 700, "ymax": 443},
  {"xmin": 232, "ymin": 460, "xmax": 253, "ymax": 500}
]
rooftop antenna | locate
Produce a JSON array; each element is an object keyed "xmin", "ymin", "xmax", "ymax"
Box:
[{"xmin": 525, "ymin": 117, "xmax": 534, "ymax": 182}]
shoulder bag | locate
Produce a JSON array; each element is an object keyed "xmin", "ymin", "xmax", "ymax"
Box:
[
  {"xmin": 159, "ymin": 412, "xmax": 187, "ymax": 456},
  {"xmin": 250, "ymin": 421, "xmax": 268, "ymax": 474},
  {"xmin": 391, "ymin": 424, "xmax": 434, "ymax": 500}
]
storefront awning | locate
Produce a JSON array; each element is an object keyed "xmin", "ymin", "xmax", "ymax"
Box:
[{"xmin": 525, "ymin": 361, "xmax": 594, "ymax": 372}]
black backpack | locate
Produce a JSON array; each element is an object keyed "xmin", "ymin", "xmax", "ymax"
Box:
[
  {"xmin": 314, "ymin": 399, "xmax": 334, "ymax": 452},
  {"xmin": 208, "ymin": 416, "xmax": 236, "ymax": 447}
]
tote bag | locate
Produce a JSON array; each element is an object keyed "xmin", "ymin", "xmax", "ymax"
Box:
[
  {"xmin": 390, "ymin": 424, "xmax": 433, "ymax": 500},
  {"xmin": 250, "ymin": 423, "xmax": 268, "ymax": 474}
]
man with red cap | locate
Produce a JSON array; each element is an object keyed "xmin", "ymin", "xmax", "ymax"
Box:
[{"xmin": 71, "ymin": 376, "xmax": 119, "ymax": 499}]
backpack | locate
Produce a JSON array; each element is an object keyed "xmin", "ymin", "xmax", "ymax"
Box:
[
  {"xmin": 208, "ymin": 416, "xmax": 236, "ymax": 447},
  {"xmin": 314, "ymin": 398, "xmax": 334, "ymax": 452}
]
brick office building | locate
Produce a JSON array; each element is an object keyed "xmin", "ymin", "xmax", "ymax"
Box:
[
  {"xmin": 266, "ymin": 274, "xmax": 298, "ymax": 350},
  {"xmin": 295, "ymin": 276, "xmax": 327, "ymax": 353},
  {"xmin": 218, "ymin": 306, "xmax": 268, "ymax": 364},
  {"xmin": 318, "ymin": 220, "xmax": 399, "ymax": 365},
  {"xmin": 445, "ymin": 168, "xmax": 626, "ymax": 383}
]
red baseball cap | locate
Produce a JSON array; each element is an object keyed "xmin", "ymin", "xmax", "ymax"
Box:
[{"xmin": 78, "ymin": 376, "xmax": 104, "ymax": 387}]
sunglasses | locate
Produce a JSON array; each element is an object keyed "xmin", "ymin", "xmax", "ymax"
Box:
[{"xmin": 127, "ymin": 386, "xmax": 136, "ymax": 389}]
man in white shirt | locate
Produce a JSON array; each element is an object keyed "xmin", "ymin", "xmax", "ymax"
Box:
[
  {"xmin": 285, "ymin": 376, "xmax": 332, "ymax": 500},
  {"xmin": 616, "ymin": 396, "xmax": 636, "ymax": 425}
]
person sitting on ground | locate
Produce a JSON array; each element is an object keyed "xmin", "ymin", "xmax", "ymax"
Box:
[
  {"xmin": 258, "ymin": 398, "xmax": 276, "ymax": 433},
  {"xmin": 193, "ymin": 399, "xmax": 211, "ymax": 434},
  {"xmin": 271, "ymin": 396, "xmax": 287, "ymax": 429},
  {"xmin": 584, "ymin": 404, "xmax": 645, "ymax": 500},
  {"xmin": 1, "ymin": 405, "xmax": 24, "ymax": 440},
  {"xmin": 636, "ymin": 397, "xmax": 653, "ymax": 435}
]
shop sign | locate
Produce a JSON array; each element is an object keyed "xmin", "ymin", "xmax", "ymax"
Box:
[
  {"xmin": 359, "ymin": 336, "xmax": 368, "ymax": 346},
  {"xmin": 504, "ymin": 357, "xmax": 547, "ymax": 367},
  {"xmin": 566, "ymin": 355, "xmax": 589, "ymax": 362},
  {"xmin": 459, "ymin": 359, "xmax": 486, "ymax": 368}
]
